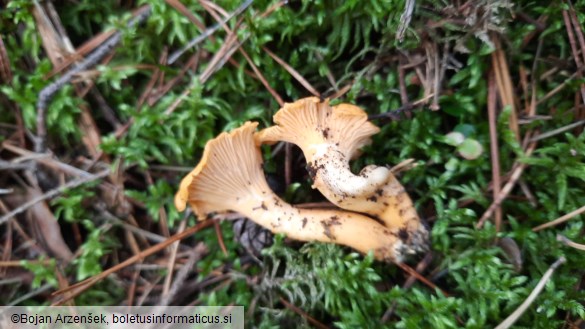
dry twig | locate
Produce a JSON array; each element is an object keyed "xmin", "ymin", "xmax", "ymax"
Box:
[
  {"xmin": 557, "ymin": 235, "xmax": 585, "ymax": 251},
  {"xmin": 0, "ymin": 169, "xmax": 110, "ymax": 226},
  {"xmin": 35, "ymin": 6, "xmax": 151, "ymax": 152},
  {"xmin": 532, "ymin": 204, "xmax": 585, "ymax": 232},
  {"xmin": 51, "ymin": 220, "xmax": 214, "ymax": 305},
  {"xmin": 487, "ymin": 69, "xmax": 503, "ymax": 232},
  {"xmin": 279, "ymin": 297, "xmax": 330, "ymax": 329},
  {"xmin": 495, "ymin": 257, "xmax": 566, "ymax": 329}
]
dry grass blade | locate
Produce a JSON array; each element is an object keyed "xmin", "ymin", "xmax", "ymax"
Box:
[
  {"xmin": 0, "ymin": 169, "xmax": 110, "ymax": 226},
  {"xmin": 35, "ymin": 5, "xmax": 152, "ymax": 153},
  {"xmin": 167, "ymin": 0, "xmax": 253, "ymax": 64},
  {"xmin": 328, "ymin": 82, "xmax": 353, "ymax": 100},
  {"xmin": 389, "ymin": 158, "xmax": 416, "ymax": 174},
  {"xmin": 495, "ymin": 257, "xmax": 566, "ymax": 329},
  {"xmin": 279, "ymin": 297, "xmax": 330, "ymax": 329},
  {"xmin": 160, "ymin": 243, "xmax": 208, "ymax": 306},
  {"xmin": 45, "ymin": 29, "xmax": 115, "ymax": 78},
  {"xmin": 396, "ymin": 262, "xmax": 449, "ymax": 297},
  {"xmin": 396, "ymin": 0, "xmax": 415, "ymax": 42},
  {"xmin": 487, "ymin": 69, "xmax": 503, "ymax": 232},
  {"xmin": 557, "ymin": 235, "xmax": 585, "ymax": 251},
  {"xmin": 491, "ymin": 36, "xmax": 519, "ymax": 140},
  {"xmin": 263, "ymin": 46, "xmax": 320, "ymax": 97},
  {"xmin": 32, "ymin": 2, "xmax": 67, "ymax": 65},
  {"xmin": 198, "ymin": 0, "xmax": 284, "ymax": 106},
  {"xmin": 51, "ymin": 220, "xmax": 214, "ymax": 305},
  {"xmin": 0, "ymin": 35, "xmax": 13, "ymax": 83},
  {"xmin": 239, "ymin": 49, "xmax": 284, "ymax": 106},
  {"xmin": 528, "ymin": 119, "xmax": 585, "ymax": 142},
  {"xmin": 532, "ymin": 204, "xmax": 585, "ymax": 232},
  {"xmin": 562, "ymin": 4, "xmax": 585, "ymax": 107},
  {"xmin": 214, "ymin": 220, "xmax": 228, "ymax": 256},
  {"xmin": 2, "ymin": 188, "xmax": 73, "ymax": 261},
  {"xmin": 199, "ymin": 24, "xmax": 243, "ymax": 83},
  {"xmin": 162, "ymin": 218, "xmax": 186, "ymax": 298},
  {"xmin": 165, "ymin": 0, "xmax": 205, "ymax": 29},
  {"xmin": 477, "ymin": 139, "xmax": 537, "ymax": 229}
]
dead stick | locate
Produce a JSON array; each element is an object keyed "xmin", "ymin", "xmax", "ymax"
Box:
[
  {"xmin": 159, "ymin": 243, "xmax": 207, "ymax": 306},
  {"xmin": 167, "ymin": 0, "xmax": 253, "ymax": 64},
  {"xmin": 51, "ymin": 220, "xmax": 214, "ymax": 305},
  {"xmin": 487, "ymin": 69, "xmax": 503, "ymax": 232},
  {"xmin": 476, "ymin": 141, "xmax": 536, "ymax": 229},
  {"xmin": 279, "ymin": 297, "xmax": 330, "ymax": 329},
  {"xmin": 533, "ymin": 204, "xmax": 585, "ymax": 231},
  {"xmin": 495, "ymin": 257, "xmax": 566, "ymax": 329},
  {"xmin": 35, "ymin": 6, "xmax": 151, "ymax": 152},
  {"xmin": 557, "ymin": 234, "xmax": 585, "ymax": 251},
  {"xmin": 0, "ymin": 169, "xmax": 110, "ymax": 226}
]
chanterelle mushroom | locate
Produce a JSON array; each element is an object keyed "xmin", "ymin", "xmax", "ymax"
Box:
[
  {"xmin": 255, "ymin": 97, "xmax": 391, "ymax": 198},
  {"xmin": 175, "ymin": 122, "xmax": 414, "ymax": 262},
  {"xmin": 255, "ymin": 98, "xmax": 428, "ymax": 253}
]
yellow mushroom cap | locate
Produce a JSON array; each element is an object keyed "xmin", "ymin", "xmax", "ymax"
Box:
[
  {"xmin": 255, "ymin": 98, "xmax": 429, "ymax": 255},
  {"xmin": 255, "ymin": 97, "xmax": 392, "ymax": 207},
  {"xmin": 255, "ymin": 97, "xmax": 379, "ymax": 160}
]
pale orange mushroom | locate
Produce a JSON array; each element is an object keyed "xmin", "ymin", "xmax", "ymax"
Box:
[
  {"xmin": 175, "ymin": 122, "xmax": 416, "ymax": 262},
  {"xmin": 255, "ymin": 98, "xmax": 428, "ymax": 253}
]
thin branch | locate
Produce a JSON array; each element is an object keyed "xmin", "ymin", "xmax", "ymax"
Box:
[
  {"xmin": 159, "ymin": 243, "xmax": 208, "ymax": 305},
  {"xmin": 495, "ymin": 257, "xmax": 566, "ymax": 329},
  {"xmin": 528, "ymin": 119, "xmax": 585, "ymax": 142},
  {"xmin": 557, "ymin": 234, "xmax": 585, "ymax": 251},
  {"xmin": 533, "ymin": 204, "xmax": 585, "ymax": 232},
  {"xmin": 396, "ymin": 0, "xmax": 415, "ymax": 42},
  {"xmin": 0, "ymin": 169, "xmax": 110, "ymax": 226},
  {"xmin": 51, "ymin": 220, "xmax": 214, "ymax": 305},
  {"xmin": 476, "ymin": 140, "xmax": 537, "ymax": 229},
  {"xmin": 279, "ymin": 297, "xmax": 330, "ymax": 329},
  {"xmin": 368, "ymin": 94, "xmax": 434, "ymax": 121},
  {"xmin": 35, "ymin": 6, "xmax": 151, "ymax": 152},
  {"xmin": 167, "ymin": 0, "xmax": 253, "ymax": 64},
  {"xmin": 263, "ymin": 46, "xmax": 320, "ymax": 97},
  {"xmin": 487, "ymin": 68, "xmax": 503, "ymax": 232}
]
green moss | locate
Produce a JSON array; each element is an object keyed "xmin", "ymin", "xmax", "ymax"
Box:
[{"xmin": 2, "ymin": 0, "xmax": 585, "ymax": 327}]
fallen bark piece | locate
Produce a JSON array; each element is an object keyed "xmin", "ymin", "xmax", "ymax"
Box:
[
  {"xmin": 175, "ymin": 122, "xmax": 415, "ymax": 262},
  {"xmin": 255, "ymin": 97, "xmax": 428, "ymax": 254}
]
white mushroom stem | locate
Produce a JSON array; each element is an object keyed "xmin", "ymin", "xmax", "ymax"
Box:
[
  {"xmin": 307, "ymin": 143, "xmax": 391, "ymax": 198},
  {"xmin": 175, "ymin": 122, "xmax": 412, "ymax": 262},
  {"xmin": 256, "ymin": 97, "xmax": 392, "ymax": 199},
  {"xmin": 255, "ymin": 98, "xmax": 428, "ymax": 252}
]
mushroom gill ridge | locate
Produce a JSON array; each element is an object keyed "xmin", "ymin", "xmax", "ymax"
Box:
[
  {"xmin": 174, "ymin": 121, "xmax": 418, "ymax": 262},
  {"xmin": 255, "ymin": 98, "xmax": 429, "ymax": 254}
]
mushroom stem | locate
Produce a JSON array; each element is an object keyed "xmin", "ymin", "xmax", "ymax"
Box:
[
  {"xmin": 175, "ymin": 122, "xmax": 412, "ymax": 262},
  {"xmin": 256, "ymin": 97, "xmax": 392, "ymax": 199},
  {"xmin": 255, "ymin": 98, "xmax": 428, "ymax": 252},
  {"xmin": 230, "ymin": 194, "xmax": 407, "ymax": 262}
]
